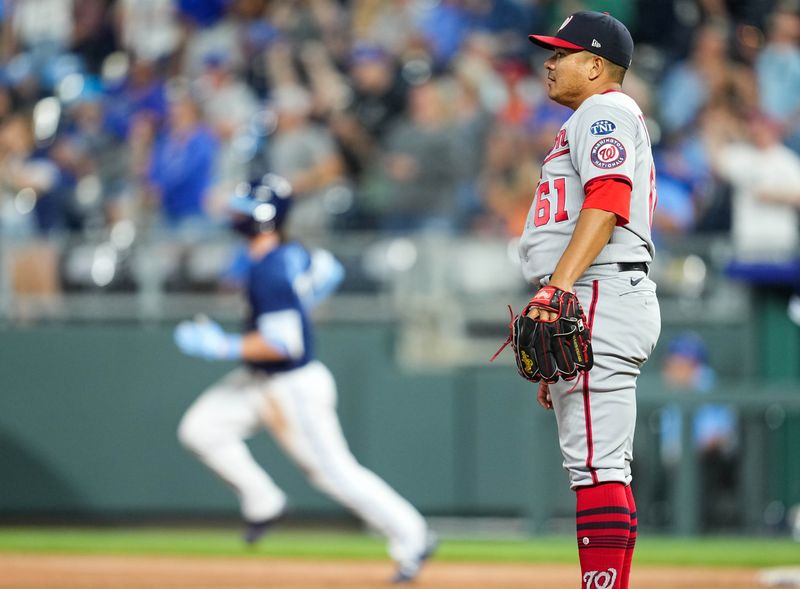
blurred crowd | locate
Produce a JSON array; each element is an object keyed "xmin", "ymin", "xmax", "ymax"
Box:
[{"xmin": 1, "ymin": 0, "xmax": 800, "ymax": 276}]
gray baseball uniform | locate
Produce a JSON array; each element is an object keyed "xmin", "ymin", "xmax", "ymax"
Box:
[{"xmin": 519, "ymin": 90, "xmax": 661, "ymax": 488}]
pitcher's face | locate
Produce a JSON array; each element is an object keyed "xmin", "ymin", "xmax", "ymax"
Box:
[{"xmin": 543, "ymin": 48, "xmax": 593, "ymax": 109}]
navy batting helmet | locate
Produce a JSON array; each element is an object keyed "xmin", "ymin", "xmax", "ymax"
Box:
[{"xmin": 229, "ymin": 173, "xmax": 293, "ymax": 237}]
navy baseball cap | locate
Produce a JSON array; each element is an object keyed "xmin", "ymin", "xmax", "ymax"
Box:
[{"xmin": 528, "ymin": 11, "xmax": 634, "ymax": 69}]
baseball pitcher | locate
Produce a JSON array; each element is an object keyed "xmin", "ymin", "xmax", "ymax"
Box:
[
  {"xmin": 499, "ymin": 11, "xmax": 661, "ymax": 589},
  {"xmin": 173, "ymin": 174, "xmax": 436, "ymax": 584}
]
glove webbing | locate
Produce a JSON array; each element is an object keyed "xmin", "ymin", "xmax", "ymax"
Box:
[{"xmin": 489, "ymin": 305, "xmax": 516, "ymax": 362}]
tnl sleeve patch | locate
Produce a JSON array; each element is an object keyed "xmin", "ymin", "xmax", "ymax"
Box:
[
  {"xmin": 590, "ymin": 137, "xmax": 627, "ymax": 169},
  {"xmin": 589, "ymin": 119, "xmax": 617, "ymax": 136}
]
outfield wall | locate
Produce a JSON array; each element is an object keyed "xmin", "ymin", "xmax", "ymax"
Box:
[{"xmin": 1, "ymin": 322, "xmax": 799, "ymax": 536}]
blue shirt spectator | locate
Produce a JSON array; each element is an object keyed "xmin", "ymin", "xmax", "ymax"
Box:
[
  {"xmin": 104, "ymin": 60, "xmax": 168, "ymax": 140},
  {"xmin": 651, "ymin": 135, "xmax": 714, "ymax": 240},
  {"xmin": 757, "ymin": 47, "xmax": 800, "ymax": 128},
  {"xmin": 651, "ymin": 174, "xmax": 695, "ymax": 239},
  {"xmin": 148, "ymin": 94, "xmax": 218, "ymax": 227},
  {"xmin": 659, "ymin": 333, "xmax": 737, "ymax": 464},
  {"xmin": 756, "ymin": 10, "xmax": 800, "ymax": 152},
  {"xmin": 415, "ymin": 2, "xmax": 472, "ymax": 66},
  {"xmin": 658, "ymin": 61, "xmax": 709, "ymax": 134},
  {"xmin": 658, "ymin": 25, "xmax": 740, "ymax": 135}
]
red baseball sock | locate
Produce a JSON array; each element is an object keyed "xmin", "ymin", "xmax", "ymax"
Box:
[
  {"xmin": 620, "ymin": 485, "xmax": 637, "ymax": 589},
  {"xmin": 576, "ymin": 482, "xmax": 630, "ymax": 589}
]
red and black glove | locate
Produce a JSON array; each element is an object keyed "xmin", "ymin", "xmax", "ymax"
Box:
[{"xmin": 493, "ymin": 286, "xmax": 594, "ymax": 384}]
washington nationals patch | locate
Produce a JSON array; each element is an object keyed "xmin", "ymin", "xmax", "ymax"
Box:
[{"xmin": 590, "ymin": 137, "xmax": 626, "ymax": 169}]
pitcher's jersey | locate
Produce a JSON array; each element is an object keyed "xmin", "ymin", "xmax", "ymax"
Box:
[{"xmin": 518, "ymin": 91, "xmax": 657, "ymax": 285}]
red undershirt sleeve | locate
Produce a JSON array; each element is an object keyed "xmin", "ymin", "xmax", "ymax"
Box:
[{"xmin": 582, "ymin": 176, "xmax": 632, "ymax": 226}]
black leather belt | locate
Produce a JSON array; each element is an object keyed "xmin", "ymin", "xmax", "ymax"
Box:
[{"xmin": 617, "ymin": 262, "xmax": 649, "ymax": 274}]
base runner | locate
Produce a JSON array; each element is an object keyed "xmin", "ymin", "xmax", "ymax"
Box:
[{"xmin": 173, "ymin": 174, "xmax": 437, "ymax": 584}]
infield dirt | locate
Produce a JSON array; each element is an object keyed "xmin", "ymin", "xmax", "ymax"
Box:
[{"xmin": 0, "ymin": 554, "xmax": 764, "ymax": 588}]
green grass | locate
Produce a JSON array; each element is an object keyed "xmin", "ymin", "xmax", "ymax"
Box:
[{"xmin": 0, "ymin": 528, "xmax": 797, "ymax": 568}]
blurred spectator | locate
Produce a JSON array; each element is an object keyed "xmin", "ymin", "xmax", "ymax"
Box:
[
  {"xmin": 378, "ymin": 80, "xmax": 458, "ymax": 232},
  {"xmin": 495, "ymin": 59, "xmax": 537, "ymax": 126},
  {"xmin": 410, "ymin": 0, "xmax": 473, "ymax": 66},
  {"xmin": 0, "ymin": 112, "xmax": 62, "ymax": 310},
  {"xmin": 651, "ymin": 161, "xmax": 697, "ymax": 238},
  {"xmin": 709, "ymin": 111, "xmax": 800, "ymax": 322},
  {"xmin": 659, "ymin": 332, "xmax": 739, "ymax": 531},
  {"xmin": 449, "ymin": 73, "xmax": 493, "ymax": 228},
  {"xmin": 103, "ymin": 57, "xmax": 168, "ymax": 141},
  {"xmin": 114, "ymin": 0, "xmax": 180, "ymax": 63},
  {"xmin": 658, "ymin": 24, "xmax": 756, "ymax": 137},
  {"xmin": 685, "ymin": 104, "xmax": 747, "ymax": 233},
  {"xmin": 756, "ymin": 9, "xmax": 800, "ymax": 153},
  {"xmin": 261, "ymin": 84, "xmax": 346, "ymax": 238},
  {"xmin": 413, "ymin": 0, "xmax": 538, "ymax": 67},
  {"xmin": 710, "ymin": 112, "xmax": 800, "ymax": 262},
  {"xmin": 54, "ymin": 78, "xmax": 130, "ymax": 227},
  {"xmin": 146, "ymin": 90, "xmax": 219, "ymax": 232},
  {"xmin": 351, "ymin": 0, "xmax": 418, "ymax": 57},
  {"xmin": 180, "ymin": 1, "xmax": 249, "ymax": 80},
  {"xmin": 194, "ymin": 52, "xmax": 259, "ymax": 185},
  {"xmin": 476, "ymin": 123, "xmax": 538, "ymax": 237},
  {"xmin": 8, "ymin": 0, "xmax": 75, "ymax": 77},
  {"xmin": 4, "ymin": 50, "xmax": 44, "ymax": 107},
  {"xmin": 332, "ymin": 44, "xmax": 407, "ymax": 177},
  {"xmin": 225, "ymin": 0, "xmax": 278, "ymax": 97},
  {"xmin": 268, "ymin": 0, "xmax": 348, "ymax": 61},
  {"xmin": 651, "ymin": 127, "xmax": 715, "ymax": 240},
  {"xmin": 267, "ymin": 0, "xmax": 314, "ymax": 41},
  {"xmin": 452, "ymin": 32, "xmax": 508, "ymax": 115},
  {"xmin": 262, "ymin": 37, "xmax": 301, "ymax": 89},
  {"xmin": 299, "ymin": 40, "xmax": 351, "ymax": 117},
  {"xmin": 661, "ymin": 333, "xmax": 717, "ymax": 398},
  {"xmin": 620, "ymin": 66, "xmax": 653, "ymax": 117},
  {"xmin": 0, "ymin": 113, "xmax": 63, "ymax": 234},
  {"xmin": 71, "ymin": 0, "xmax": 118, "ymax": 74}
]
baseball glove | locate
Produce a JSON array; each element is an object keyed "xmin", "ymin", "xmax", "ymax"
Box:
[{"xmin": 491, "ymin": 286, "xmax": 594, "ymax": 384}]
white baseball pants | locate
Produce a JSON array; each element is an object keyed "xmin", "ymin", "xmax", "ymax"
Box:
[{"xmin": 177, "ymin": 361, "xmax": 428, "ymax": 562}]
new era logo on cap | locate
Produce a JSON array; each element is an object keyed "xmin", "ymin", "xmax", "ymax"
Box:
[{"xmin": 528, "ymin": 11, "xmax": 633, "ymax": 69}]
